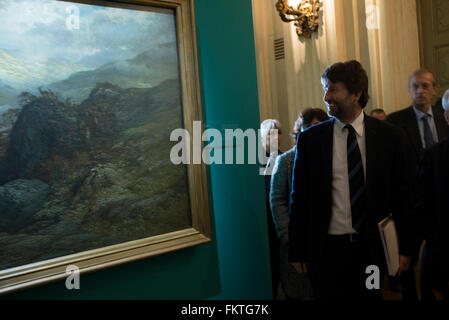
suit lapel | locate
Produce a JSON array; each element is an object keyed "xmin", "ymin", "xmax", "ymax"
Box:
[
  {"xmin": 433, "ymin": 105, "xmax": 449, "ymax": 142},
  {"xmin": 320, "ymin": 119, "xmax": 334, "ymax": 196},
  {"xmin": 444, "ymin": 140, "xmax": 449, "ymax": 215},
  {"xmin": 364, "ymin": 115, "xmax": 379, "ymax": 199},
  {"xmin": 404, "ymin": 106, "xmax": 423, "ymax": 154}
]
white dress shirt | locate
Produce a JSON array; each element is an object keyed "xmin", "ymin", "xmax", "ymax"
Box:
[{"xmin": 328, "ymin": 111, "xmax": 367, "ymax": 235}]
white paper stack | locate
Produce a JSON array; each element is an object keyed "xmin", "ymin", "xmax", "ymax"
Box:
[{"xmin": 378, "ymin": 214, "xmax": 399, "ymax": 276}]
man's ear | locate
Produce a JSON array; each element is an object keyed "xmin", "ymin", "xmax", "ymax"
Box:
[
  {"xmin": 431, "ymin": 83, "xmax": 438, "ymax": 96},
  {"xmin": 353, "ymin": 92, "xmax": 362, "ymax": 104}
]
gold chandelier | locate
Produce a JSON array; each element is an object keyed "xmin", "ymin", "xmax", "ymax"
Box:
[{"xmin": 275, "ymin": 0, "xmax": 322, "ymax": 39}]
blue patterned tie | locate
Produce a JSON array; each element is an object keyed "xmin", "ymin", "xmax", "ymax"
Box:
[
  {"xmin": 422, "ymin": 114, "xmax": 436, "ymax": 149},
  {"xmin": 345, "ymin": 125, "xmax": 366, "ymax": 231}
]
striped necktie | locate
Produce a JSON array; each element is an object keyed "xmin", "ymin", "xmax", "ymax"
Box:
[
  {"xmin": 345, "ymin": 125, "xmax": 366, "ymax": 231},
  {"xmin": 422, "ymin": 114, "xmax": 436, "ymax": 149}
]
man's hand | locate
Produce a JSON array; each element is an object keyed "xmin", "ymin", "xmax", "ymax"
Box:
[
  {"xmin": 398, "ymin": 255, "xmax": 411, "ymax": 275},
  {"xmin": 291, "ymin": 262, "xmax": 307, "ymax": 273}
]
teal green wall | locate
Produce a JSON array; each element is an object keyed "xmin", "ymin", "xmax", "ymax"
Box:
[
  {"xmin": 2, "ymin": 0, "xmax": 271, "ymax": 300},
  {"xmin": 194, "ymin": 0, "xmax": 272, "ymax": 299}
]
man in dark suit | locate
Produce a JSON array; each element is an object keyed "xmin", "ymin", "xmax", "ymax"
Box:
[
  {"xmin": 387, "ymin": 70, "xmax": 449, "ymax": 170},
  {"xmin": 288, "ymin": 60, "xmax": 416, "ymax": 299},
  {"xmin": 386, "ymin": 70, "xmax": 449, "ymax": 300},
  {"xmin": 415, "ymin": 89, "xmax": 449, "ymax": 300}
]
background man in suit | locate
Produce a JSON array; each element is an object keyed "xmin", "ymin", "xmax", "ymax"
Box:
[
  {"xmin": 415, "ymin": 89, "xmax": 449, "ymax": 300},
  {"xmin": 288, "ymin": 60, "xmax": 416, "ymax": 300},
  {"xmin": 387, "ymin": 70, "xmax": 449, "ymax": 167},
  {"xmin": 386, "ymin": 70, "xmax": 449, "ymax": 300}
]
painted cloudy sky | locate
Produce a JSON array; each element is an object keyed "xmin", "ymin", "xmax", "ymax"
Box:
[{"xmin": 0, "ymin": 0, "xmax": 176, "ymax": 90}]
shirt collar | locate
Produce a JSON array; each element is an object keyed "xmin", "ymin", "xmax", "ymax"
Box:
[
  {"xmin": 413, "ymin": 105, "xmax": 434, "ymax": 120},
  {"xmin": 334, "ymin": 111, "xmax": 365, "ymax": 137}
]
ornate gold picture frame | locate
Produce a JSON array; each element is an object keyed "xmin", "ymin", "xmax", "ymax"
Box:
[{"xmin": 0, "ymin": 0, "xmax": 210, "ymax": 294}]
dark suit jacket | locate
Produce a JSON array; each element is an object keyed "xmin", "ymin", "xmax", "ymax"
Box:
[
  {"xmin": 416, "ymin": 138, "xmax": 449, "ymax": 285},
  {"xmin": 288, "ymin": 114, "xmax": 416, "ymax": 284},
  {"xmin": 386, "ymin": 105, "xmax": 449, "ymax": 170}
]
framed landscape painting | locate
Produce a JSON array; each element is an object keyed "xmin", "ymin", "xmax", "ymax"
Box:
[{"xmin": 0, "ymin": 0, "xmax": 211, "ymax": 294}]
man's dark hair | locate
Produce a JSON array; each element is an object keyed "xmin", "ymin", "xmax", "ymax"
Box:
[{"xmin": 321, "ymin": 60, "xmax": 370, "ymax": 109}]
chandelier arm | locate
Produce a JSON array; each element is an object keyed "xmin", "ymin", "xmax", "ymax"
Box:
[
  {"xmin": 285, "ymin": 7, "xmax": 305, "ymax": 16},
  {"xmin": 279, "ymin": 13, "xmax": 303, "ymax": 23}
]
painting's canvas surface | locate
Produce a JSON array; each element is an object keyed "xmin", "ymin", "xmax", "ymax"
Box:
[{"xmin": 0, "ymin": 0, "xmax": 191, "ymax": 271}]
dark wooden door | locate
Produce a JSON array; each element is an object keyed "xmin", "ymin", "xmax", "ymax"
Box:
[{"xmin": 418, "ymin": 0, "xmax": 449, "ymax": 99}]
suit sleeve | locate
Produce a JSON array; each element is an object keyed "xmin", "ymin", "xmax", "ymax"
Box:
[
  {"xmin": 288, "ymin": 134, "xmax": 309, "ymax": 263},
  {"xmin": 385, "ymin": 113, "xmax": 399, "ymax": 126},
  {"xmin": 415, "ymin": 150, "xmax": 436, "ymax": 245},
  {"xmin": 392, "ymin": 127, "xmax": 419, "ymax": 256},
  {"xmin": 270, "ymin": 155, "xmax": 289, "ymax": 246}
]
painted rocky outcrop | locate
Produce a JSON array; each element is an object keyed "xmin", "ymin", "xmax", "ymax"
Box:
[{"xmin": 0, "ymin": 79, "xmax": 191, "ymax": 270}]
